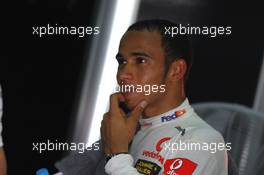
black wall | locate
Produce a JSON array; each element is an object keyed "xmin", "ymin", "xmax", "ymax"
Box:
[{"xmin": 1, "ymin": 0, "xmax": 96, "ymax": 174}]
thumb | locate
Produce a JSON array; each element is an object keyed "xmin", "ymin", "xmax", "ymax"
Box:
[{"xmin": 128, "ymin": 100, "xmax": 148, "ymax": 124}]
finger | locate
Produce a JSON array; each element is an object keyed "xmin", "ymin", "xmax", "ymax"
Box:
[
  {"xmin": 103, "ymin": 112, "xmax": 109, "ymax": 119},
  {"xmin": 100, "ymin": 125, "xmax": 108, "ymax": 154},
  {"xmin": 100, "ymin": 120, "xmax": 105, "ymax": 140},
  {"xmin": 101, "ymin": 113, "xmax": 112, "ymax": 154},
  {"xmin": 120, "ymin": 108, "xmax": 126, "ymax": 116},
  {"xmin": 128, "ymin": 100, "xmax": 148, "ymax": 124},
  {"xmin": 100, "ymin": 113, "xmax": 107, "ymax": 127},
  {"xmin": 109, "ymin": 93, "xmax": 125, "ymax": 115},
  {"xmin": 100, "ymin": 125, "xmax": 104, "ymax": 141},
  {"xmin": 101, "ymin": 112, "xmax": 109, "ymax": 139}
]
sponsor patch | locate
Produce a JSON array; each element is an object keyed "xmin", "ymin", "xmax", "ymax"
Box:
[
  {"xmin": 156, "ymin": 137, "xmax": 171, "ymax": 152},
  {"xmin": 163, "ymin": 158, "xmax": 197, "ymax": 175},
  {"xmin": 142, "ymin": 150, "xmax": 165, "ymax": 164},
  {"xmin": 161, "ymin": 109, "xmax": 186, "ymax": 123},
  {"xmin": 135, "ymin": 159, "xmax": 162, "ymax": 175},
  {"xmin": 142, "ymin": 137, "xmax": 171, "ymax": 164}
]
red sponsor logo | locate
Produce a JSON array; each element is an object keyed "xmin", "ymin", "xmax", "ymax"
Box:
[
  {"xmin": 142, "ymin": 137, "xmax": 171, "ymax": 164},
  {"xmin": 175, "ymin": 109, "xmax": 186, "ymax": 117},
  {"xmin": 156, "ymin": 137, "xmax": 171, "ymax": 152},
  {"xmin": 163, "ymin": 158, "xmax": 197, "ymax": 175},
  {"xmin": 142, "ymin": 150, "xmax": 165, "ymax": 164}
]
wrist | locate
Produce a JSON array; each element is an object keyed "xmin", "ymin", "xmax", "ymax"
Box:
[
  {"xmin": 105, "ymin": 152, "xmax": 129, "ymax": 163},
  {"xmin": 109, "ymin": 144, "xmax": 128, "ymax": 154}
]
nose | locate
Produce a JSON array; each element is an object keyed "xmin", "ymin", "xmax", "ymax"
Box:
[{"xmin": 117, "ymin": 64, "xmax": 134, "ymax": 84}]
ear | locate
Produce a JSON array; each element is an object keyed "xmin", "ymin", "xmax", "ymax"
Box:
[{"xmin": 167, "ymin": 59, "xmax": 187, "ymax": 82}]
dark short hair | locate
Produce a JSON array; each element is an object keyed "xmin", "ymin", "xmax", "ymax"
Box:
[{"xmin": 127, "ymin": 19, "xmax": 193, "ymax": 80}]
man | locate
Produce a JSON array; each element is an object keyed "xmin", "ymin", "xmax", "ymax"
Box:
[
  {"xmin": 55, "ymin": 19, "xmax": 227, "ymax": 175},
  {"xmin": 101, "ymin": 19, "xmax": 227, "ymax": 175}
]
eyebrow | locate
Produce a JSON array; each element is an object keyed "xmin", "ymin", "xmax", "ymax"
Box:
[{"xmin": 115, "ymin": 52, "xmax": 151, "ymax": 59}]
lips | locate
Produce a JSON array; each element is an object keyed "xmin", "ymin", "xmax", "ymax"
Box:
[
  {"xmin": 122, "ymin": 91, "xmax": 136, "ymax": 99},
  {"xmin": 121, "ymin": 88, "xmax": 140, "ymax": 105},
  {"xmin": 117, "ymin": 83, "xmax": 141, "ymax": 102},
  {"xmin": 123, "ymin": 94, "xmax": 142, "ymax": 110}
]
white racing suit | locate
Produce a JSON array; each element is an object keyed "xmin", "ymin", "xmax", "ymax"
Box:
[{"xmin": 105, "ymin": 99, "xmax": 228, "ymax": 175}]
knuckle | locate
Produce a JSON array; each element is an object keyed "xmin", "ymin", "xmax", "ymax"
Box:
[
  {"xmin": 110, "ymin": 93, "xmax": 119, "ymax": 100},
  {"xmin": 110, "ymin": 94, "xmax": 114, "ymax": 100},
  {"xmin": 103, "ymin": 113, "xmax": 109, "ymax": 121}
]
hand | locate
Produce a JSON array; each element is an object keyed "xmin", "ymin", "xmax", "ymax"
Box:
[{"xmin": 101, "ymin": 93, "xmax": 147, "ymax": 154}]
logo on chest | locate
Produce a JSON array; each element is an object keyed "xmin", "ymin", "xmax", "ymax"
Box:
[
  {"xmin": 142, "ymin": 137, "xmax": 171, "ymax": 164},
  {"xmin": 135, "ymin": 159, "xmax": 161, "ymax": 175},
  {"xmin": 161, "ymin": 109, "xmax": 186, "ymax": 123}
]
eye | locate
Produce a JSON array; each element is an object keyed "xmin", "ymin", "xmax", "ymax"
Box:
[
  {"xmin": 117, "ymin": 58, "xmax": 127, "ymax": 65},
  {"xmin": 136, "ymin": 57, "xmax": 147, "ymax": 64}
]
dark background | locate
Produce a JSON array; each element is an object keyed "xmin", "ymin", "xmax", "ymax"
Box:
[
  {"xmin": 0, "ymin": 0, "xmax": 263, "ymax": 174},
  {"xmin": 1, "ymin": 0, "xmax": 96, "ymax": 174}
]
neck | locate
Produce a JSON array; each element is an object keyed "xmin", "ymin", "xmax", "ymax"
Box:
[
  {"xmin": 142, "ymin": 94, "xmax": 186, "ymax": 118},
  {"xmin": 142, "ymin": 79, "xmax": 186, "ymax": 118}
]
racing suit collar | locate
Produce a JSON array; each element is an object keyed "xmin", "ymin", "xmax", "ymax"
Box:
[{"xmin": 139, "ymin": 98, "xmax": 193, "ymax": 130}]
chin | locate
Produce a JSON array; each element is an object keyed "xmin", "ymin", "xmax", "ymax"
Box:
[
  {"xmin": 124, "ymin": 94, "xmax": 145, "ymax": 110},
  {"xmin": 125, "ymin": 100, "xmax": 138, "ymax": 110}
]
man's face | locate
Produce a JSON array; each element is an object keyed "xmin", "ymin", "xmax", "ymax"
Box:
[{"xmin": 116, "ymin": 30, "xmax": 167, "ymax": 110}]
